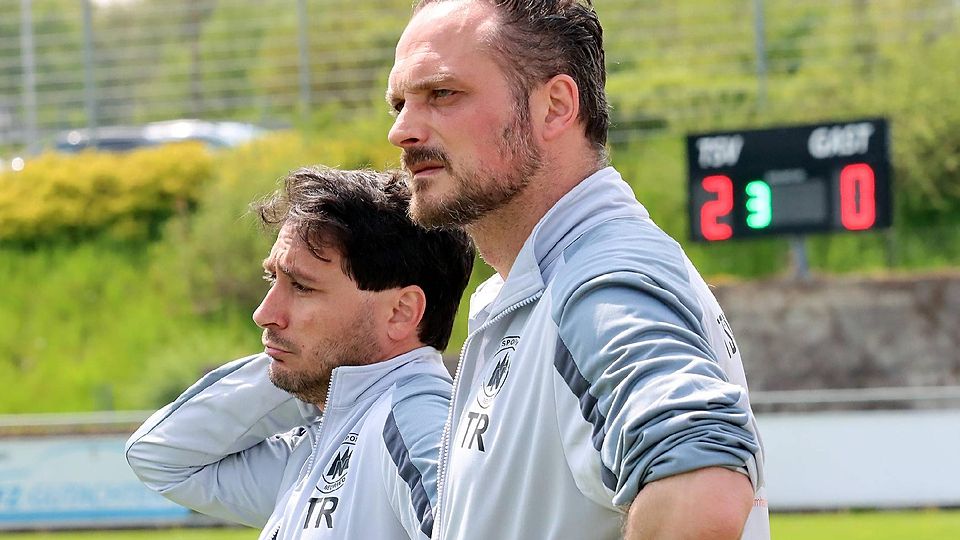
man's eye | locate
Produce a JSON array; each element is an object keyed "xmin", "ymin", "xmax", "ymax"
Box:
[
  {"xmin": 263, "ymin": 272, "xmax": 277, "ymax": 285},
  {"xmin": 432, "ymin": 89, "xmax": 455, "ymax": 99},
  {"xmin": 291, "ymin": 281, "xmax": 312, "ymax": 293},
  {"xmin": 391, "ymin": 100, "xmax": 405, "ymax": 114}
]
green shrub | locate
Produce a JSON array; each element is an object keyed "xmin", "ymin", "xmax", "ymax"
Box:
[{"xmin": 0, "ymin": 143, "xmax": 214, "ymax": 245}]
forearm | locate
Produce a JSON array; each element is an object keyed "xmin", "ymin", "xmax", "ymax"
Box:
[
  {"xmin": 623, "ymin": 467, "xmax": 753, "ymax": 540},
  {"xmin": 126, "ymin": 355, "xmax": 305, "ymax": 475},
  {"xmin": 125, "ymin": 354, "xmax": 310, "ymax": 526}
]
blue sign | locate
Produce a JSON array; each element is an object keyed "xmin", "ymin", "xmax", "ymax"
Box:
[{"xmin": 0, "ymin": 435, "xmax": 191, "ymax": 529}]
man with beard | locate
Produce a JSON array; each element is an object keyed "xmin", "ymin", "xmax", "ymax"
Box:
[
  {"xmin": 126, "ymin": 166, "xmax": 474, "ymax": 540},
  {"xmin": 386, "ymin": 1, "xmax": 769, "ymax": 539}
]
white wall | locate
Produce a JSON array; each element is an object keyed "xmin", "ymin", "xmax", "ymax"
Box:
[{"xmin": 759, "ymin": 409, "xmax": 960, "ymax": 510}]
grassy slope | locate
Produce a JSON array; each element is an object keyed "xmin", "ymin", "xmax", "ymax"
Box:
[{"xmin": 0, "ymin": 240, "xmax": 261, "ymax": 413}]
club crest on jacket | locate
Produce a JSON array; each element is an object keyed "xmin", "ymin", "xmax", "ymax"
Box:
[
  {"xmin": 319, "ymin": 432, "xmax": 358, "ymax": 493},
  {"xmin": 477, "ymin": 336, "xmax": 519, "ymax": 409}
]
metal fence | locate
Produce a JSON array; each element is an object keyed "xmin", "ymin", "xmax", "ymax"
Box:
[
  {"xmin": 1, "ymin": 0, "xmax": 958, "ymax": 152},
  {"xmin": 3, "ymin": 385, "xmax": 960, "ymax": 435}
]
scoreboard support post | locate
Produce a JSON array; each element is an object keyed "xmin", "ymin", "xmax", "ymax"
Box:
[{"xmin": 789, "ymin": 235, "xmax": 810, "ymax": 281}]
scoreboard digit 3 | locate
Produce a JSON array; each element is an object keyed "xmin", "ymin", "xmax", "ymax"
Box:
[{"xmin": 686, "ymin": 118, "xmax": 892, "ymax": 242}]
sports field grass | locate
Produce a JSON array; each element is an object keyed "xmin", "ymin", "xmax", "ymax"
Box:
[
  {"xmin": 3, "ymin": 509, "xmax": 959, "ymax": 539},
  {"xmin": 772, "ymin": 509, "xmax": 960, "ymax": 539}
]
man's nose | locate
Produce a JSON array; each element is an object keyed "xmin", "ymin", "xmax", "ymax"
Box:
[
  {"xmin": 388, "ymin": 106, "xmax": 427, "ymax": 148},
  {"xmin": 252, "ymin": 284, "xmax": 288, "ymax": 330}
]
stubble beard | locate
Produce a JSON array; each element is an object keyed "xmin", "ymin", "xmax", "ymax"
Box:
[
  {"xmin": 266, "ymin": 307, "xmax": 380, "ymax": 406},
  {"xmin": 406, "ymin": 107, "xmax": 544, "ymax": 228}
]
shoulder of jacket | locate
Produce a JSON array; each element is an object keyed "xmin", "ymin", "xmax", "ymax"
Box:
[
  {"xmin": 389, "ymin": 365, "xmax": 452, "ymax": 403},
  {"xmin": 557, "ymin": 218, "xmax": 681, "ymax": 281},
  {"xmin": 390, "ymin": 373, "xmax": 452, "ymax": 412}
]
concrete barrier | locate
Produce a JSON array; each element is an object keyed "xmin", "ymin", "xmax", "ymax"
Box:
[{"xmin": 714, "ymin": 272, "xmax": 960, "ymax": 399}]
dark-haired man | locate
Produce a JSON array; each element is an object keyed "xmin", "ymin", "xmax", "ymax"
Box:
[
  {"xmin": 126, "ymin": 167, "xmax": 475, "ymax": 539},
  {"xmin": 386, "ymin": 1, "xmax": 768, "ymax": 538}
]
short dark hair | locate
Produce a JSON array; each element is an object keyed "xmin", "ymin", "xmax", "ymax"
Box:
[
  {"xmin": 415, "ymin": 0, "xmax": 609, "ymax": 155},
  {"xmin": 256, "ymin": 166, "xmax": 475, "ymax": 351}
]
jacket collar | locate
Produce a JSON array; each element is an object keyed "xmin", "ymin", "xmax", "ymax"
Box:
[
  {"xmin": 296, "ymin": 346, "xmax": 447, "ymax": 419},
  {"xmin": 471, "ymin": 166, "xmax": 649, "ymax": 324}
]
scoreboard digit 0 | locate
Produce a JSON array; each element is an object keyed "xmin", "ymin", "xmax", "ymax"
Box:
[{"xmin": 686, "ymin": 118, "xmax": 892, "ymax": 242}]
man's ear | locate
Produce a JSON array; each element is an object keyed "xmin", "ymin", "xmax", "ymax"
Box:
[
  {"xmin": 537, "ymin": 74, "xmax": 580, "ymax": 142},
  {"xmin": 386, "ymin": 285, "xmax": 427, "ymax": 343}
]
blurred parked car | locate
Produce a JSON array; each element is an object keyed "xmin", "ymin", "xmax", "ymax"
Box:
[
  {"xmin": 142, "ymin": 119, "xmax": 267, "ymax": 148},
  {"xmin": 55, "ymin": 125, "xmax": 154, "ymax": 153},
  {"xmin": 54, "ymin": 119, "xmax": 268, "ymax": 153}
]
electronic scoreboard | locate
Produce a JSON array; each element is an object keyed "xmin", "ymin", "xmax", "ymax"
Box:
[{"xmin": 686, "ymin": 118, "xmax": 892, "ymax": 242}]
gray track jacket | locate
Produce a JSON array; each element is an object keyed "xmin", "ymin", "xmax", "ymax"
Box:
[
  {"xmin": 125, "ymin": 347, "xmax": 449, "ymax": 539},
  {"xmin": 435, "ymin": 167, "xmax": 769, "ymax": 539}
]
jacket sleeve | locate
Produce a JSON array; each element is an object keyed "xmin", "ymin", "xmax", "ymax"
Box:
[
  {"xmin": 552, "ymin": 270, "xmax": 761, "ymax": 508},
  {"xmin": 124, "ymin": 354, "xmax": 316, "ymax": 527},
  {"xmin": 378, "ymin": 374, "xmax": 451, "ymax": 540}
]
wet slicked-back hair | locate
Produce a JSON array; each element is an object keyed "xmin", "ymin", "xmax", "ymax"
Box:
[
  {"xmin": 256, "ymin": 166, "xmax": 475, "ymax": 351},
  {"xmin": 414, "ymin": 0, "xmax": 609, "ymax": 155}
]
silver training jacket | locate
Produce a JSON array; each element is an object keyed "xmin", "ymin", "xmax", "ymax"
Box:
[
  {"xmin": 435, "ymin": 167, "xmax": 769, "ymax": 539},
  {"xmin": 125, "ymin": 347, "xmax": 450, "ymax": 539}
]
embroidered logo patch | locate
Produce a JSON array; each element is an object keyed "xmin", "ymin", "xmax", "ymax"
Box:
[
  {"xmin": 477, "ymin": 336, "xmax": 519, "ymax": 409},
  {"xmin": 319, "ymin": 432, "xmax": 358, "ymax": 493}
]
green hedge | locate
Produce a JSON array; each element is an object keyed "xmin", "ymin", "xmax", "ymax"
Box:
[{"xmin": 0, "ymin": 143, "xmax": 214, "ymax": 244}]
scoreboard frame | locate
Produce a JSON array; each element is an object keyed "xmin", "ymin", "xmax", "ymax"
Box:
[{"xmin": 686, "ymin": 118, "xmax": 892, "ymax": 243}]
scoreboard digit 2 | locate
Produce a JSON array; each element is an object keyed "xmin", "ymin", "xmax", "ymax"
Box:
[{"xmin": 686, "ymin": 118, "xmax": 892, "ymax": 242}]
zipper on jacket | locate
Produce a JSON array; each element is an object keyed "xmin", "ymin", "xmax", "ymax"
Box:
[
  {"xmin": 274, "ymin": 369, "xmax": 339, "ymax": 539},
  {"xmin": 302, "ymin": 370, "xmax": 339, "ymax": 477},
  {"xmin": 434, "ymin": 291, "xmax": 542, "ymax": 537}
]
